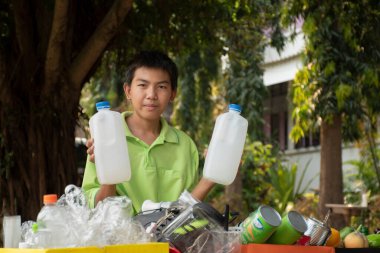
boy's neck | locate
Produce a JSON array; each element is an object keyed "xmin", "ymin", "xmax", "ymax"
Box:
[{"xmin": 125, "ymin": 113, "xmax": 161, "ymax": 145}]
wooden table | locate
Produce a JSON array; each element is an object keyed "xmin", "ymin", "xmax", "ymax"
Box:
[{"xmin": 325, "ymin": 203, "xmax": 367, "ymax": 225}]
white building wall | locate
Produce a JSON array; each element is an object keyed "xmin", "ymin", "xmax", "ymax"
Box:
[
  {"xmin": 263, "ymin": 32, "xmax": 305, "ymax": 86},
  {"xmin": 284, "ymin": 145, "xmax": 360, "ymax": 193},
  {"xmin": 262, "ymin": 31, "xmax": 362, "ymax": 192}
]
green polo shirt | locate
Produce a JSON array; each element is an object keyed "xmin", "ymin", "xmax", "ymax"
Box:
[{"xmin": 82, "ymin": 112, "xmax": 199, "ymax": 213}]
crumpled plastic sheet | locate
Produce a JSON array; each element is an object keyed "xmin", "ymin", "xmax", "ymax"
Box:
[
  {"xmin": 185, "ymin": 230, "xmax": 241, "ymax": 253},
  {"xmin": 84, "ymin": 196, "xmax": 150, "ymax": 246},
  {"xmin": 21, "ymin": 185, "xmax": 151, "ymax": 248}
]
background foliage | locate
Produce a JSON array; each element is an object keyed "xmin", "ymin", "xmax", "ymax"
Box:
[
  {"xmin": 283, "ymin": 0, "xmax": 380, "ymax": 143},
  {"xmin": 282, "ymin": 0, "xmax": 380, "ymax": 226}
]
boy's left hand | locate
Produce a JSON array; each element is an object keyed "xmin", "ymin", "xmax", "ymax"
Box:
[{"xmin": 86, "ymin": 138, "xmax": 95, "ymax": 163}]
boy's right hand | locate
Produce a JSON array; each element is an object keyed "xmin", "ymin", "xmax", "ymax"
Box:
[{"xmin": 86, "ymin": 138, "xmax": 95, "ymax": 163}]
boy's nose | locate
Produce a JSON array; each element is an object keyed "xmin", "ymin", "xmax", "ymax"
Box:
[{"xmin": 146, "ymin": 87, "xmax": 158, "ymax": 99}]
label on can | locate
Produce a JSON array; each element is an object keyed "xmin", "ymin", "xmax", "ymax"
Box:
[{"xmin": 240, "ymin": 205, "xmax": 281, "ymax": 244}]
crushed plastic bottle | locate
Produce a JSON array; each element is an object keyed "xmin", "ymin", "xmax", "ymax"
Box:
[{"xmin": 36, "ymin": 194, "xmax": 72, "ymax": 248}]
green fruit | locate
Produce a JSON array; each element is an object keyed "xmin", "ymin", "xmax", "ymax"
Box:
[
  {"xmin": 367, "ymin": 234, "xmax": 380, "ymax": 248},
  {"xmin": 340, "ymin": 226, "xmax": 355, "ymax": 240}
]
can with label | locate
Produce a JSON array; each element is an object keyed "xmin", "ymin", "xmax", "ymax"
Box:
[
  {"xmin": 267, "ymin": 210, "xmax": 308, "ymax": 245},
  {"xmin": 240, "ymin": 205, "xmax": 282, "ymax": 244}
]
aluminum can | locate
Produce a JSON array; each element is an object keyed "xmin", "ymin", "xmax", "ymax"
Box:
[
  {"xmin": 304, "ymin": 217, "xmax": 331, "ymax": 246},
  {"xmin": 240, "ymin": 205, "xmax": 281, "ymax": 244}
]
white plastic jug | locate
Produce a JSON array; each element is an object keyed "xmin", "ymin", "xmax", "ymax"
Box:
[
  {"xmin": 89, "ymin": 101, "xmax": 131, "ymax": 184},
  {"xmin": 203, "ymin": 104, "xmax": 248, "ymax": 185}
]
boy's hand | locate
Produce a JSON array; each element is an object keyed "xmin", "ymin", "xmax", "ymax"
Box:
[{"xmin": 86, "ymin": 138, "xmax": 95, "ymax": 163}]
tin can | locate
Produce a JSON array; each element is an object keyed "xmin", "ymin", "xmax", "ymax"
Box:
[
  {"xmin": 304, "ymin": 217, "xmax": 331, "ymax": 246},
  {"xmin": 267, "ymin": 210, "xmax": 308, "ymax": 245},
  {"xmin": 240, "ymin": 205, "xmax": 281, "ymax": 244}
]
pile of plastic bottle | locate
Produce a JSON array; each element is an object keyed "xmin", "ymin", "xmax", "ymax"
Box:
[{"xmin": 19, "ymin": 185, "xmax": 151, "ymax": 248}]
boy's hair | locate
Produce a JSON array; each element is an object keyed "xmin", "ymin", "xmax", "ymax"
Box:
[{"xmin": 125, "ymin": 50, "xmax": 178, "ymax": 90}]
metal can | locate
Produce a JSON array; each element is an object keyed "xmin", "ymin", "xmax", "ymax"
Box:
[
  {"xmin": 240, "ymin": 205, "xmax": 281, "ymax": 244},
  {"xmin": 266, "ymin": 210, "xmax": 308, "ymax": 245},
  {"xmin": 304, "ymin": 217, "xmax": 331, "ymax": 246}
]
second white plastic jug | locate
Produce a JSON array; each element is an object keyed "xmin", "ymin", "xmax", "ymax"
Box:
[
  {"xmin": 203, "ymin": 104, "xmax": 248, "ymax": 185},
  {"xmin": 89, "ymin": 101, "xmax": 131, "ymax": 184}
]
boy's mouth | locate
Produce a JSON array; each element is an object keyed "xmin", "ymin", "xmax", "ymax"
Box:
[{"xmin": 144, "ymin": 104, "xmax": 158, "ymax": 110}]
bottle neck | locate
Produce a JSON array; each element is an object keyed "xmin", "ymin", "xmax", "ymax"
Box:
[
  {"xmin": 229, "ymin": 109, "xmax": 241, "ymax": 115},
  {"xmin": 97, "ymin": 108, "xmax": 110, "ymax": 112}
]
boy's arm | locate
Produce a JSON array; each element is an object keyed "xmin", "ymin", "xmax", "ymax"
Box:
[
  {"xmin": 191, "ymin": 177, "xmax": 215, "ymax": 201},
  {"xmin": 82, "ymin": 156, "xmax": 118, "ymax": 207},
  {"xmin": 95, "ymin": 184, "xmax": 117, "ymax": 204}
]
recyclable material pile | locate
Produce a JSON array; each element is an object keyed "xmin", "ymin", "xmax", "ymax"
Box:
[
  {"xmin": 19, "ymin": 185, "xmax": 150, "ymax": 248},
  {"xmin": 16, "ymin": 186, "xmax": 241, "ymax": 253},
  {"xmin": 13, "ymin": 184, "xmax": 380, "ymax": 251},
  {"xmin": 133, "ymin": 190, "xmax": 241, "ymax": 253}
]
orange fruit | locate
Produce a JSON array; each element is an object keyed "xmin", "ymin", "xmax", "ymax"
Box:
[{"xmin": 326, "ymin": 228, "xmax": 341, "ymax": 247}]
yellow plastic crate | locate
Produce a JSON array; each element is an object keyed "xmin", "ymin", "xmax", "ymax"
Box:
[
  {"xmin": 105, "ymin": 243, "xmax": 169, "ymax": 253},
  {"xmin": 0, "ymin": 248, "xmax": 102, "ymax": 253},
  {"xmin": 0, "ymin": 243, "xmax": 169, "ymax": 253}
]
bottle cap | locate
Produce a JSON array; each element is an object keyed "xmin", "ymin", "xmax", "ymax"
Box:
[
  {"xmin": 43, "ymin": 194, "xmax": 58, "ymax": 204},
  {"xmin": 229, "ymin": 104, "xmax": 242, "ymax": 113},
  {"xmin": 96, "ymin": 101, "xmax": 110, "ymax": 110},
  {"xmin": 32, "ymin": 223, "xmax": 39, "ymax": 233}
]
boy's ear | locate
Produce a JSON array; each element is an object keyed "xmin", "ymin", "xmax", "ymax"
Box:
[
  {"xmin": 170, "ymin": 90, "xmax": 177, "ymax": 101},
  {"xmin": 123, "ymin": 83, "xmax": 131, "ymax": 99}
]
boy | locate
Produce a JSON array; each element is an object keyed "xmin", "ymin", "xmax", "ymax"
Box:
[{"xmin": 82, "ymin": 51, "xmax": 214, "ymax": 213}]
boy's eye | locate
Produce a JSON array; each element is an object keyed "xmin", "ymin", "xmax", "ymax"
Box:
[
  {"xmin": 137, "ymin": 83, "xmax": 146, "ymax": 87},
  {"xmin": 159, "ymin": 85, "xmax": 168, "ymax": 89}
]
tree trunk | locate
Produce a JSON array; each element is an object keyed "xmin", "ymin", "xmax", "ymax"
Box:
[
  {"xmin": 319, "ymin": 115, "xmax": 345, "ymax": 228},
  {"xmin": 0, "ymin": 0, "xmax": 132, "ymax": 224}
]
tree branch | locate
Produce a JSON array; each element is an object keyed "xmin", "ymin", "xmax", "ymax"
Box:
[
  {"xmin": 69, "ymin": 0, "xmax": 132, "ymax": 89},
  {"xmin": 12, "ymin": 0, "xmax": 36, "ymax": 76},
  {"xmin": 44, "ymin": 0, "xmax": 69, "ymax": 94}
]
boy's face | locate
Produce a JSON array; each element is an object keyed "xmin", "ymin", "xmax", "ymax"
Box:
[{"xmin": 124, "ymin": 67, "xmax": 176, "ymax": 121}]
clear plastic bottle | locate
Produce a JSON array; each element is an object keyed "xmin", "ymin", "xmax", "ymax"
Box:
[
  {"xmin": 89, "ymin": 101, "xmax": 131, "ymax": 184},
  {"xmin": 203, "ymin": 104, "xmax": 248, "ymax": 185},
  {"xmin": 36, "ymin": 194, "xmax": 67, "ymax": 248}
]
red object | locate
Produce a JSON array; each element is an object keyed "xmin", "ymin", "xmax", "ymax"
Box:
[
  {"xmin": 296, "ymin": 235, "xmax": 311, "ymax": 246},
  {"xmin": 169, "ymin": 247, "xmax": 181, "ymax": 253}
]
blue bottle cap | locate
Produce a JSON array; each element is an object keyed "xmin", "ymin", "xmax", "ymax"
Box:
[
  {"xmin": 96, "ymin": 101, "xmax": 110, "ymax": 110},
  {"xmin": 229, "ymin": 104, "xmax": 242, "ymax": 113}
]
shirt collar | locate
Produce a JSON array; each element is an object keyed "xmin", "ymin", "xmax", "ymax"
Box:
[{"xmin": 121, "ymin": 111, "xmax": 178, "ymax": 144}]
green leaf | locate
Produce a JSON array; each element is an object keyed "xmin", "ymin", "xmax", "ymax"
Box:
[
  {"xmin": 336, "ymin": 84, "xmax": 353, "ymax": 110},
  {"xmin": 324, "ymin": 61, "xmax": 335, "ymax": 77}
]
